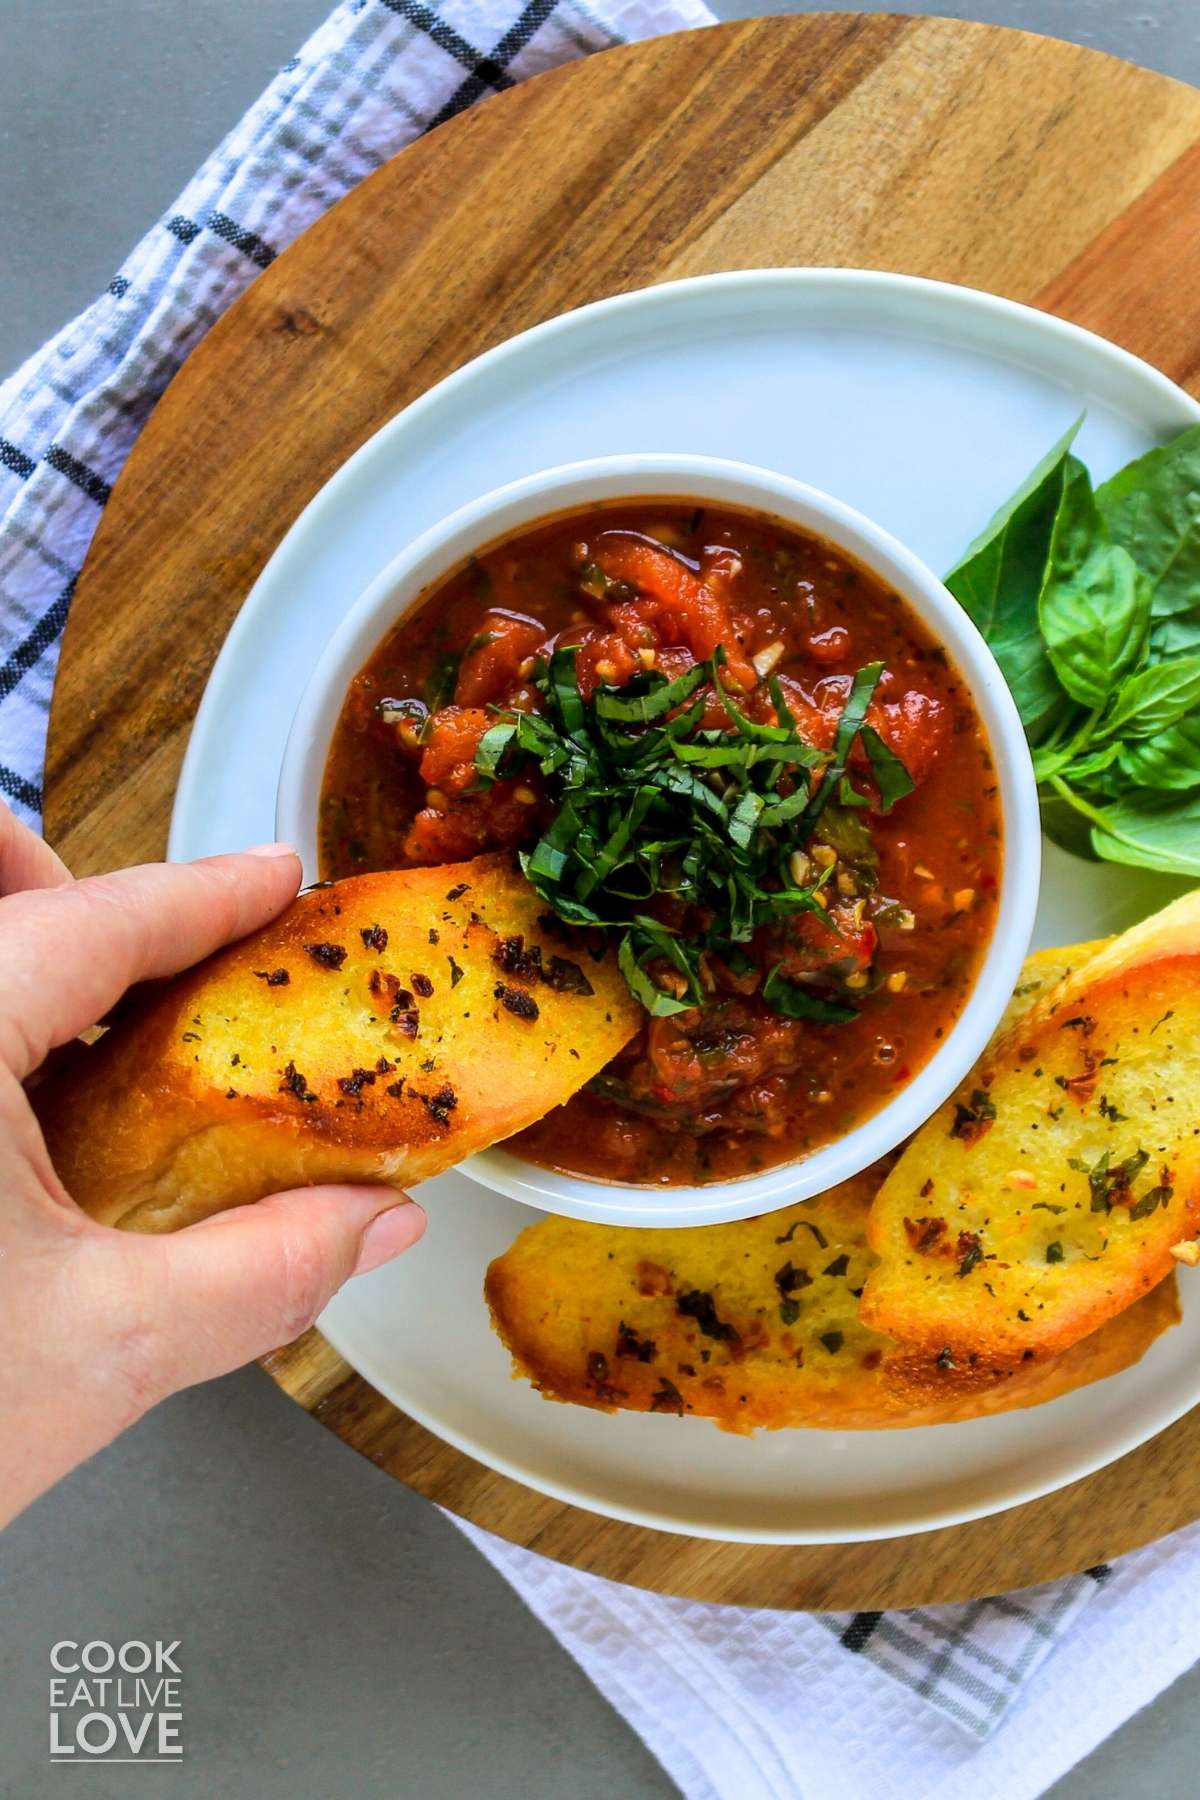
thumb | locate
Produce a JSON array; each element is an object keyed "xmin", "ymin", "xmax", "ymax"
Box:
[{"xmin": 132, "ymin": 1187, "xmax": 425, "ymax": 1394}]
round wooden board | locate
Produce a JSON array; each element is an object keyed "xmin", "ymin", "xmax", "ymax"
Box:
[{"xmin": 43, "ymin": 14, "xmax": 1200, "ymax": 1608}]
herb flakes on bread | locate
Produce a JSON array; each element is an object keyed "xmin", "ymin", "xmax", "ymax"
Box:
[
  {"xmin": 486, "ymin": 1173, "xmax": 1179, "ymax": 1432},
  {"xmin": 861, "ymin": 889, "xmax": 1200, "ymax": 1360},
  {"xmin": 35, "ymin": 854, "xmax": 639, "ymax": 1232}
]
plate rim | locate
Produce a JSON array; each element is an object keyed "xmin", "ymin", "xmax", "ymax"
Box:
[{"xmin": 170, "ymin": 266, "xmax": 1200, "ymax": 1544}]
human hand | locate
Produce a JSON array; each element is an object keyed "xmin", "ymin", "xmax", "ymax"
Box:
[{"xmin": 0, "ymin": 805, "xmax": 424, "ymax": 1528}]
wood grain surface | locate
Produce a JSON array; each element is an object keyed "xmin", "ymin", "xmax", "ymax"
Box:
[{"xmin": 43, "ymin": 15, "xmax": 1200, "ymax": 1608}]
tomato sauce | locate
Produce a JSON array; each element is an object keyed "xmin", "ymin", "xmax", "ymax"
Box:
[{"xmin": 320, "ymin": 501, "xmax": 1002, "ymax": 1185}]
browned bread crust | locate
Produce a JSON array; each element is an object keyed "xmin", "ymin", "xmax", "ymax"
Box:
[
  {"xmin": 861, "ymin": 890, "xmax": 1200, "ymax": 1360},
  {"xmin": 485, "ymin": 1172, "xmax": 1179, "ymax": 1432},
  {"xmin": 35, "ymin": 855, "xmax": 639, "ymax": 1231}
]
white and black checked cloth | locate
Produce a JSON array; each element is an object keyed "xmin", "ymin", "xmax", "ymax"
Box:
[{"xmin": 2, "ymin": 4, "xmax": 1199, "ymax": 1794}]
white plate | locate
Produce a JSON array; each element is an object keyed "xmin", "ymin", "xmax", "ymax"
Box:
[{"xmin": 171, "ymin": 270, "xmax": 1200, "ymax": 1543}]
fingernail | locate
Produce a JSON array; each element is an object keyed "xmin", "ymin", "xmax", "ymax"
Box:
[
  {"xmin": 243, "ymin": 841, "xmax": 299, "ymax": 859},
  {"xmin": 353, "ymin": 1203, "xmax": 424, "ymax": 1276}
]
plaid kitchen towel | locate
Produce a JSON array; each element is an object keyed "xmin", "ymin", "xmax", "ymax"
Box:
[{"xmin": 2, "ymin": 2, "xmax": 1198, "ymax": 1794}]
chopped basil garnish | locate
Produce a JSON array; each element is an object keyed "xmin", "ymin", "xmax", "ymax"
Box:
[{"xmin": 471, "ymin": 643, "xmax": 903, "ymax": 1017}]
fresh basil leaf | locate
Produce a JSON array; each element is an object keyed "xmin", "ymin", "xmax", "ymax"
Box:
[
  {"xmin": 473, "ymin": 720, "xmax": 519, "ymax": 782},
  {"xmin": 728, "ymin": 789, "xmax": 764, "ymax": 849},
  {"xmin": 1039, "ymin": 792, "xmax": 1099, "ymax": 861},
  {"xmin": 1096, "ymin": 424, "xmax": 1200, "ymax": 642},
  {"xmin": 1061, "ymin": 741, "xmax": 1120, "ymax": 781},
  {"xmin": 1117, "ymin": 716, "xmax": 1200, "ymax": 790},
  {"xmin": 768, "ymin": 674, "xmax": 798, "ymax": 732},
  {"xmin": 672, "ymin": 738, "xmax": 820, "ymax": 770},
  {"xmin": 1039, "ymin": 467, "xmax": 1150, "ymax": 706},
  {"xmin": 945, "ymin": 419, "xmax": 1081, "ymax": 734},
  {"xmin": 1150, "ymin": 614, "xmax": 1200, "ymax": 657},
  {"xmin": 785, "ymin": 662, "xmax": 883, "ymax": 837},
  {"xmin": 710, "ymin": 659, "xmax": 795, "ymax": 744},
  {"xmin": 577, "ymin": 788, "xmax": 657, "ymax": 898},
  {"xmin": 762, "ymin": 965, "xmax": 857, "ymax": 1024},
  {"xmin": 424, "ymin": 650, "xmax": 460, "ymax": 711},
  {"xmin": 593, "ymin": 661, "xmax": 706, "ymax": 723},
  {"xmin": 618, "ymin": 925, "xmax": 704, "ymax": 1016},
  {"xmin": 1098, "ymin": 656, "xmax": 1200, "ymax": 739},
  {"xmin": 546, "ymin": 645, "xmax": 586, "ymax": 734},
  {"xmin": 614, "ymin": 697, "xmax": 706, "ymax": 768},
  {"xmin": 1090, "ymin": 791, "xmax": 1200, "ymax": 878},
  {"xmin": 859, "ymin": 724, "xmax": 914, "ymax": 812},
  {"xmin": 815, "ymin": 800, "xmax": 878, "ymax": 867}
]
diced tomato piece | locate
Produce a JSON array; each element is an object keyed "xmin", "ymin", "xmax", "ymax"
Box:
[
  {"xmin": 773, "ymin": 675, "xmax": 842, "ymax": 751},
  {"xmin": 773, "ymin": 676, "xmax": 949, "ymax": 789},
  {"xmin": 604, "ymin": 601, "xmax": 658, "ymax": 652},
  {"xmin": 867, "ymin": 690, "xmax": 949, "ymax": 784},
  {"xmin": 402, "ymin": 781, "xmax": 537, "ymax": 863},
  {"xmin": 591, "ymin": 534, "xmax": 757, "ymax": 691},
  {"xmin": 805, "ymin": 625, "xmax": 851, "ymax": 665},
  {"xmin": 454, "ymin": 611, "xmax": 546, "ymax": 707},
  {"xmin": 764, "ymin": 902, "xmax": 876, "ymax": 981},
  {"xmin": 635, "ymin": 1002, "xmax": 806, "ymax": 1113},
  {"xmin": 575, "ymin": 632, "xmax": 640, "ymax": 701},
  {"xmin": 418, "ymin": 706, "xmax": 492, "ymax": 796},
  {"xmin": 403, "ymin": 806, "xmax": 486, "ymax": 862}
]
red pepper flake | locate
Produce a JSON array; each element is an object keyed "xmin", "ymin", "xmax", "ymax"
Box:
[
  {"xmin": 1054, "ymin": 1048, "xmax": 1099, "ymax": 1103},
  {"xmin": 368, "ymin": 969, "xmax": 412, "ymax": 1005},
  {"xmin": 616, "ymin": 1322, "xmax": 656, "ymax": 1363},
  {"xmin": 412, "ymin": 1083, "xmax": 457, "ymax": 1125},
  {"xmin": 338, "ymin": 1066, "xmax": 377, "ymax": 1098},
  {"xmin": 445, "ymin": 882, "xmax": 470, "ymax": 902},
  {"xmin": 305, "ymin": 941, "xmax": 347, "ymax": 971},
  {"xmin": 385, "ymin": 1080, "xmax": 405, "ymax": 1099},
  {"xmin": 1061, "ymin": 1015, "xmax": 1096, "ymax": 1037},
  {"xmin": 495, "ymin": 982, "xmax": 539, "ymax": 1021},
  {"xmin": 253, "ymin": 967, "xmax": 290, "ymax": 986},
  {"xmin": 649, "ymin": 1377, "xmax": 684, "ymax": 1415},
  {"xmin": 950, "ymin": 1089, "xmax": 996, "ymax": 1142},
  {"xmin": 279, "ymin": 1060, "xmax": 317, "ymax": 1104},
  {"xmin": 360, "ymin": 924, "xmax": 388, "ymax": 953},
  {"xmin": 411, "ymin": 972, "xmax": 434, "ymax": 998},
  {"xmin": 493, "ymin": 935, "xmax": 542, "ymax": 983},
  {"xmin": 903, "ymin": 1216, "xmax": 947, "ymax": 1253},
  {"xmin": 676, "ymin": 1289, "xmax": 740, "ymax": 1344},
  {"xmin": 919, "ymin": 1177, "xmax": 934, "ymax": 1198}
]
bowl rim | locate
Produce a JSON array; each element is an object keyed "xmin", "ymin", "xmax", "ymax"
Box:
[{"xmin": 276, "ymin": 451, "xmax": 1040, "ymax": 1227}]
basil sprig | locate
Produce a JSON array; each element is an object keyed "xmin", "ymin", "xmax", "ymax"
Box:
[
  {"xmin": 475, "ymin": 647, "xmax": 889, "ymax": 1017},
  {"xmin": 947, "ymin": 421, "xmax": 1200, "ymax": 878}
]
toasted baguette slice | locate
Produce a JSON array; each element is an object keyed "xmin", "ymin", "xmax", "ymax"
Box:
[
  {"xmin": 861, "ymin": 889, "xmax": 1200, "ymax": 1360},
  {"xmin": 486, "ymin": 1173, "xmax": 1179, "ymax": 1432},
  {"xmin": 36, "ymin": 854, "xmax": 639, "ymax": 1232}
]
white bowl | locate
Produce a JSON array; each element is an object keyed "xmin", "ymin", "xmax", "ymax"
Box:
[{"xmin": 277, "ymin": 453, "xmax": 1040, "ymax": 1227}]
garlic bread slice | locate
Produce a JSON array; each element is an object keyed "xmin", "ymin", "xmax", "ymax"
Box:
[
  {"xmin": 36, "ymin": 854, "xmax": 639, "ymax": 1232},
  {"xmin": 486, "ymin": 1173, "xmax": 1178, "ymax": 1432},
  {"xmin": 861, "ymin": 890, "xmax": 1200, "ymax": 1359}
]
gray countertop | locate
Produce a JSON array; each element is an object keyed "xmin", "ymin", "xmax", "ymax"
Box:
[{"xmin": 2, "ymin": 4, "xmax": 1198, "ymax": 1795}]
